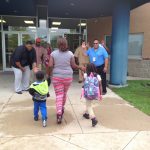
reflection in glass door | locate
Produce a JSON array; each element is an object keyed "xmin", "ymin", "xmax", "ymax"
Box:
[
  {"xmin": 21, "ymin": 33, "xmax": 36, "ymax": 45},
  {"xmin": 4, "ymin": 33, "xmax": 19, "ymax": 70},
  {"xmin": 3, "ymin": 32, "xmax": 36, "ymax": 71},
  {"xmin": 64, "ymin": 34, "xmax": 81, "ymax": 53}
]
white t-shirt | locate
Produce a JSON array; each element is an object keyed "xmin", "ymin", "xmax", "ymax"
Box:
[{"xmin": 84, "ymin": 73, "xmax": 101, "ymax": 81}]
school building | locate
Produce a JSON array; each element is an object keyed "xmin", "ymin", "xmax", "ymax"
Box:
[
  {"xmin": 87, "ymin": 2, "xmax": 150, "ymax": 79},
  {"xmin": 0, "ymin": 0, "xmax": 150, "ymax": 85}
]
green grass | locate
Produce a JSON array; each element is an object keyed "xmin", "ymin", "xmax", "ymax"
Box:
[{"xmin": 111, "ymin": 80, "xmax": 150, "ymax": 116}]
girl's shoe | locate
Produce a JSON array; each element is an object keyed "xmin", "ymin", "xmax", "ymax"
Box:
[
  {"xmin": 57, "ymin": 114, "xmax": 62, "ymax": 124},
  {"xmin": 91, "ymin": 118, "xmax": 98, "ymax": 127},
  {"xmin": 83, "ymin": 113, "xmax": 90, "ymax": 119}
]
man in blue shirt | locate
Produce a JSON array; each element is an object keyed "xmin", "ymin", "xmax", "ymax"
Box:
[{"xmin": 86, "ymin": 39, "xmax": 109, "ymax": 94}]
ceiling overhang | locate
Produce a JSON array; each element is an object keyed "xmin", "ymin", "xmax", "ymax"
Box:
[{"xmin": 0, "ymin": 0, "xmax": 149, "ymax": 18}]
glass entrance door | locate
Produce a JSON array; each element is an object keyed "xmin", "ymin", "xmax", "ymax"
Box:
[
  {"xmin": 3, "ymin": 32, "xmax": 36, "ymax": 71},
  {"xmin": 21, "ymin": 33, "xmax": 36, "ymax": 45},
  {"xmin": 3, "ymin": 32, "xmax": 19, "ymax": 71},
  {"xmin": 64, "ymin": 34, "xmax": 81, "ymax": 53}
]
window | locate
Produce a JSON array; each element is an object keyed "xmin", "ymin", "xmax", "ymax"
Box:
[
  {"xmin": 105, "ymin": 33, "xmax": 143, "ymax": 58},
  {"xmin": 128, "ymin": 33, "xmax": 143, "ymax": 58},
  {"xmin": 105, "ymin": 35, "xmax": 111, "ymax": 50}
]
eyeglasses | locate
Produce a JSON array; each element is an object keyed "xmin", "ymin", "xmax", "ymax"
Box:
[{"xmin": 93, "ymin": 43, "xmax": 98, "ymax": 45}]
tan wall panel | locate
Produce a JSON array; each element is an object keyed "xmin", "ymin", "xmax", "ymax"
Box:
[
  {"xmin": 87, "ymin": 3, "xmax": 150, "ymax": 58},
  {"xmin": 87, "ymin": 17, "xmax": 112, "ymax": 46}
]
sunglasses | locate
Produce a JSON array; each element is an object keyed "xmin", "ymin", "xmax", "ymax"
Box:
[{"xmin": 93, "ymin": 43, "xmax": 98, "ymax": 45}]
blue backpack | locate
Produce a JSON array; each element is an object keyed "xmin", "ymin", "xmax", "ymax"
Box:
[{"xmin": 84, "ymin": 73, "xmax": 100, "ymax": 100}]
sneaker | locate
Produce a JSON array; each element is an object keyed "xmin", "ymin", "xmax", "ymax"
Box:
[
  {"xmin": 16, "ymin": 91, "xmax": 22, "ymax": 94},
  {"xmin": 34, "ymin": 116, "xmax": 39, "ymax": 121},
  {"xmin": 57, "ymin": 114, "xmax": 62, "ymax": 124},
  {"xmin": 91, "ymin": 118, "xmax": 98, "ymax": 127},
  {"xmin": 83, "ymin": 113, "xmax": 90, "ymax": 119},
  {"xmin": 42, "ymin": 120, "xmax": 47, "ymax": 127},
  {"xmin": 102, "ymin": 92, "xmax": 107, "ymax": 95}
]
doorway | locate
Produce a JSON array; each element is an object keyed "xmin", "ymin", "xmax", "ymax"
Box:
[{"xmin": 2, "ymin": 31, "xmax": 36, "ymax": 71}]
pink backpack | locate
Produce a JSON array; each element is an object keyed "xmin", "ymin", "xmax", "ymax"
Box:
[{"xmin": 81, "ymin": 73, "xmax": 102, "ymax": 100}]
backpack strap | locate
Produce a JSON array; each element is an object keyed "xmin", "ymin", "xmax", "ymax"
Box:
[
  {"xmin": 98, "ymin": 81, "xmax": 102, "ymax": 100},
  {"xmin": 80, "ymin": 86, "xmax": 84, "ymax": 99},
  {"xmin": 90, "ymin": 72, "xmax": 94, "ymax": 77}
]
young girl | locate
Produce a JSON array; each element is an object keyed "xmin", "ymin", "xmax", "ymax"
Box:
[{"xmin": 82, "ymin": 63, "xmax": 102, "ymax": 127}]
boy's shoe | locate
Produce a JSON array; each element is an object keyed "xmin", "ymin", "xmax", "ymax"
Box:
[
  {"xmin": 47, "ymin": 92, "xmax": 50, "ymax": 97},
  {"xmin": 42, "ymin": 120, "xmax": 47, "ymax": 127},
  {"xmin": 57, "ymin": 114, "xmax": 62, "ymax": 124},
  {"xmin": 91, "ymin": 118, "xmax": 98, "ymax": 127},
  {"xmin": 83, "ymin": 113, "xmax": 90, "ymax": 119},
  {"xmin": 34, "ymin": 116, "xmax": 39, "ymax": 121}
]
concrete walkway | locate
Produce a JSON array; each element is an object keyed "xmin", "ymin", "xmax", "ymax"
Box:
[{"xmin": 0, "ymin": 73, "xmax": 150, "ymax": 150}]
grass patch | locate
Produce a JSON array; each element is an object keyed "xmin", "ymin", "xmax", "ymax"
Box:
[{"xmin": 111, "ymin": 80, "xmax": 150, "ymax": 116}]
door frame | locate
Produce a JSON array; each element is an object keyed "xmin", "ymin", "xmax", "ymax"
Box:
[{"xmin": 2, "ymin": 31, "xmax": 20, "ymax": 71}]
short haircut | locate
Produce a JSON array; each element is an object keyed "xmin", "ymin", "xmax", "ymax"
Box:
[
  {"xmin": 26, "ymin": 41, "xmax": 33, "ymax": 45},
  {"xmin": 57, "ymin": 37, "xmax": 68, "ymax": 52},
  {"xmin": 36, "ymin": 71, "xmax": 44, "ymax": 81},
  {"xmin": 81, "ymin": 40, "xmax": 85, "ymax": 43},
  {"xmin": 93, "ymin": 39, "xmax": 99, "ymax": 42}
]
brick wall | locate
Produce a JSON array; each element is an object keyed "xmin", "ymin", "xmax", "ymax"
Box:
[{"xmin": 128, "ymin": 59, "xmax": 150, "ymax": 78}]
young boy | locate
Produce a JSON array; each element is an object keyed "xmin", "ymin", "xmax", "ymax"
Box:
[{"xmin": 29, "ymin": 71, "xmax": 50, "ymax": 127}]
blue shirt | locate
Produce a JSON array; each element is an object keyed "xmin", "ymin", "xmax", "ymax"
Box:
[{"xmin": 86, "ymin": 46, "xmax": 108, "ymax": 67}]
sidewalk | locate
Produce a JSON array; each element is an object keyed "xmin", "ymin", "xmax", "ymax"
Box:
[{"xmin": 0, "ymin": 73, "xmax": 150, "ymax": 150}]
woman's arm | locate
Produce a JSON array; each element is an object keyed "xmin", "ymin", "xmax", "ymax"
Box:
[
  {"xmin": 49, "ymin": 55, "xmax": 54, "ymax": 67},
  {"xmin": 48, "ymin": 55, "xmax": 54, "ymax": 76},
  {"xmin": 70, "ymin": 56, "xmax": 85, "ymax": 71}
]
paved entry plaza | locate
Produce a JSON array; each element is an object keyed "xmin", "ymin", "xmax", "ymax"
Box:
[{"xmin": 0, "ymin": 73, "xmax": 150, "ymax": 150}]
